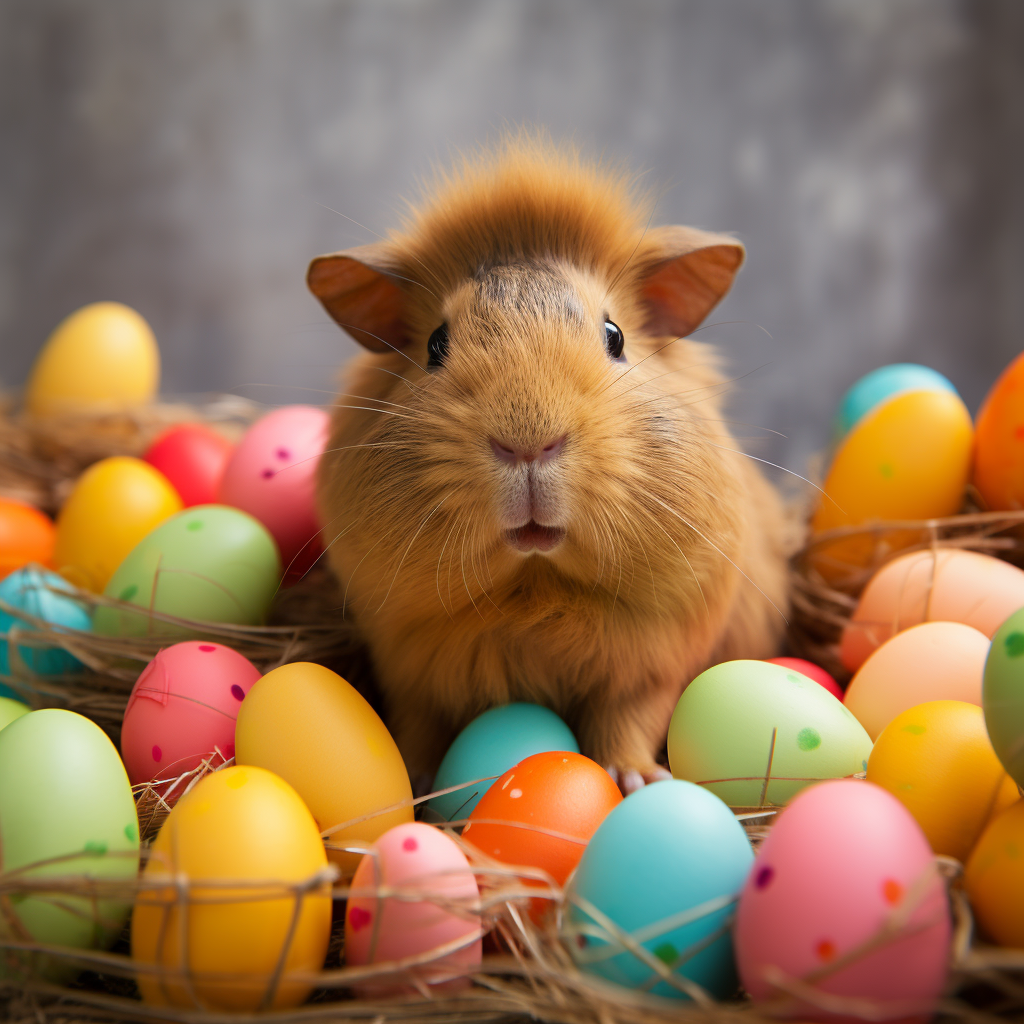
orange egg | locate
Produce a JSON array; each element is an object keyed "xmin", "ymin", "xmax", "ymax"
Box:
[
  {"xmin": 0, "ymin": 498, "xmax": 55, "ymax": 580},
  {"xmin": 973, "ymin": 351, "xmax": 1024, "ymax": 511},
  {"xmin": 840, "ymin": 549, "xmax": 1024, "ymax": 672}
]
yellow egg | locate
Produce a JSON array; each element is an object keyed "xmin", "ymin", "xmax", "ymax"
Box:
[
  {"xmin": 965, "ymin": 801, "xmax": 1024, "ymax": 947},
  {"xmin": 131, "ymin": 765, "xmax": 331, "ymax": 1010},
  {"xmin": 866, "ymin": 701, "xmax": 1010, "ymax": 862},
  {"xmin": 55, "ymin": 457, "xmax": 182, "ymax": 592},
  {"xmin": 235, "ymin": 662, "xmax": 413, "ymax": 874},
  {"xmin": 810, "ymin": 389, "xmax": 973, "ymax": 581},
  {"xmin": 26, "ymin": 302, "xmax": 160, "ymax": 417}
]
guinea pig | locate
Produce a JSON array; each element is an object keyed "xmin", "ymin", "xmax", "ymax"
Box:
[{"xmin": 308, "ymin": 136, "xmax": 791, "ymax": 793}]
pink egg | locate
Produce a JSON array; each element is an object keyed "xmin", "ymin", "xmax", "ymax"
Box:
[
  {"xmin": 217, "ymin": 406, "xmax": 329, "ymax": 579},
  {"xmin": 120, "ymin": 641, "xmax": 261, "ymax": 786},
  {"xmin": 735, "ymin": 779, "xmax": 950, "ymax": 1022},
  {"xmin": 345, "ymin": 822, "xmax": 482, "ymax": 996},
  {"xmin": 766, "ymin": 657, "xmax": 844, "ymax": 701}
]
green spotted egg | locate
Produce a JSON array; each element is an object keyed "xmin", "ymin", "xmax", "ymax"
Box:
[{"xmin": 982, "ymin": 607, "xmax": 1024, "ymax": 788}]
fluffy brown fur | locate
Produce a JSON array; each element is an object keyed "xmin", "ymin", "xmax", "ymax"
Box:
[{"xmin": 309, "ymin": 137, "xmax": 790, "ymax": 785}]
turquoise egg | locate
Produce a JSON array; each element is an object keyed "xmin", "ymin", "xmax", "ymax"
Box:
[
  {"xmin": 835, "ymin": 364, "xmax": 957, "ymax": 438},
  {"xmin": 0, "ymin": 566, "xmax": 91, "ymax": 681},
  {"xmin": 426, "ymin": 703, "xmax": 579, "ymax": 822},
  {"xmin": 566, "ymin": 780, "xmax": 753, "ymax": 999},
  {"xmin": 982, "ymin": 607, "xmax": 1024, "ymax": 787}
]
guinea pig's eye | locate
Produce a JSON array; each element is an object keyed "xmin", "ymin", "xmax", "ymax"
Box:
[
  {"xmin": 604, "ymin": 320, "xmax": 625, "ymax": 360},
  {"xmin": 426, "ymin": 323, "xmax": 449, "ymax": 369}
]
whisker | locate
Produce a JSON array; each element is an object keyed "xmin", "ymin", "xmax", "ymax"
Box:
[
  {"xmin": 369, "ymin": 365, "xmax": 419, "ymax": 394},
  {"xmin": 331, "ymin": 320, "xmax": 425, "ymax": 374},
  {"xmin": 436, "ymin": 516, "xmax": 461, "ymax": 619},
  {"xmin": 702, "ymin": 441, "xmax": 839, "ymax": 509},
  {"xmin": 634, "ymin": 503, "xmax": 710, "ymax": 625},
  {"xmin": 458, "ymin": 519, "xmax": 485, "ymax": 620},
  {"xmin": 376, "ymin": 493, "xmax": 452, "ymax": 613}
]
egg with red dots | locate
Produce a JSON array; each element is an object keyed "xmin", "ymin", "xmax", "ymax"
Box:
[{"xmin": 120, "ymin": 642, "xmax": 261, "ymax": 787}]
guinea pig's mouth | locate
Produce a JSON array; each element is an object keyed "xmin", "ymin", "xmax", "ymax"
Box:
[{"xmin": 505, "ymin": 521, "xmax": 566, "ymax": 554}]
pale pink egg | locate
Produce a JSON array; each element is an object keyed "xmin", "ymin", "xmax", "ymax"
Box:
[
  {"xmin": 735, "ymin": 779, "xmax": 950, "ymax": 1022},
  {"xmin": 120, "ymin": 641, "xmax": 261, "ymax": 786},
  {"xmin": 345, "ymin": 822, "xmax": 482, "ymax": 996}
]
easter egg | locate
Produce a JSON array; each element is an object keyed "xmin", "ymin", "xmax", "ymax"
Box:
[
  {"xmin": 0, "ymin": 566, "xmax": 91, "ymax": 677},
  {"xmin": 346, "ymin": 822, "xmax": 482, "ymax": 995},
  {"xmin": 235, "ymin": 662, "xmax": 413, "ymax": 873},
  {"xmin": 982, "ymin": 607, "xmax": 1024, "ymax": 788},
  {"xmin": 867, "ymin": 700, "xmax": 1010, "ymax": 861},
  {"xmin": 54, "ymin": 456, "xmax": 183, "ymax": 592},
  {"xmin": 0, "ymin": 497, "xmax": 55, "ymax": 579},
  {"xmin": 217, "ymin": 405, "xmax": 329, "ymax": 575},
  {"xmin": 766, "ymin": 657, "xmax": 843, "ymax": 700},
  {"xmin": 735, "ymin": 779, "xmax": 950, "ymax": 1019},
  {"xmin": 667, "ymin": 661, "xmax": 872, "ymax": 808},
  {"xmin": 92, "ymin": 505, "xmax": 280, "ymax": 637},
  {"xmin": 25, "ymin": 302, "xmax": 160, "ymax": 417},
  {"xmin": 0, "ymin": 710, "xmax": 139, "ymax": 977},
  {"xmin": 810, "ymin": 390, "xmax": 973, "ymax": 580},
  {"xmin": 841, "ymin": 548, "xmax": 1024, "ymax": 672},
  {"xmin": 132, "ymin": 765, "xmax": 331, "ymax": 1010},
  {"xmin": 0, "ymin": 696, "xmax": 30, "ymax": 731},
  {"xmin": 120, "ymin": 642, "xmax": 261, "ymax": 786},
  {"xmin": 426, "ymin": 703, "xmax": 580, "ymax": 823},
  {"xmin": 973, "ymin": 350, "xmax": 1024, "ymax": 511},
  {"xmin": 965, "ymin": 802, "xmax": 1024, "ymax": 946},
  {"xmin": 566, "ymin": 780, "xmax": 753, "ymax": 999},
  {"xmin": 835, "ymin": 363, "xmax": 957, "ymax": 438},
  {"xmin": 143, "ymin": 423, "xmax": 235, "ymax": 507},
  {"xmin": 844, "ymin": 621, "xmax": 988, "ymax": 740}
]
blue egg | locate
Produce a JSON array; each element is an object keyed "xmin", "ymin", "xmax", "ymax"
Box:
[
  {"xmin": 835, "ymin": 364, "xmax": 957, "ymax": 439},
  {"xmin": 425, "ymin": 702, "xmax": 579, "ymax": 822},
  {"xmin": 0, "ymin": 567, "xmax": 91, "ymax": 679},
  {"xmin": 566, "ymin": 780, "xmax": 753, "ymax": 1000}
]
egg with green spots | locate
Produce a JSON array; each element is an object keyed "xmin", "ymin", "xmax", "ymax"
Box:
[
  {"xmin": 92, "ymin": 505, "xmax": 281, "ymax": 637},
  {"xmin": 667, "ymin": 660, "xmax": 873, "ymax": 808},
  {"xmin": 983, "ymin": 608, "xmax": 1024, "ymax": 789}
]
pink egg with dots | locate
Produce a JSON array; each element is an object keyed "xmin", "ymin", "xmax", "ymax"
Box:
[
  {"xmin": 345, "ymin": 821, "xmax": 481, "ymax": 996},
  {"xmin": 120, "ymin": 641, "xmax": 261, "ymax": 787},
  {"xmin": 735, "ymin": 779, "xmax": 950, "ymax": 1022},
  {"xmin": 217, "ymin": 405, "xmax": 329, "ymax": 580}
]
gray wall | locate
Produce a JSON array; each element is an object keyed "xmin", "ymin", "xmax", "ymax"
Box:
[{"xmin": 2, "ymin": 0, "xmax": 1022, "ymax": 475}]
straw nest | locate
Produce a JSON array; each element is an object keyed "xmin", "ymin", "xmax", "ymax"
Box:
[{"xmin": 3, "ymin": 400, "xmax": 1024, "ymax": 1024}]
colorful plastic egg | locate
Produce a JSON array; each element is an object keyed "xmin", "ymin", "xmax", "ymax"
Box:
[
  {"xmin": 217, "ymin": 406, "xmax": 329, "ymax": 575},
  {"xmin": 867, "ymin": 700, "xmax": 1011, "ymax": 861},
  {"xmin": 982, "ymin": 607, "xmax": 1024, "ymax": 788},
  {"xmin": 0, "ymin": 710, "xmax": 139, "ymax": 977},
  {"xmin": 566, "ymin": 780, "xmax": 753, "ymax": 999},
  {"xmin": 735, "ymin": 779, "xmax": 950, "ymax": 1020},
  {"xmin": 132, "ymin": 765, "xmax": 331, "ymax": 1010},
  {"xmin": 54, "ymin": 456, "xmax": 183, "ymax": 592},
  {"xmin": 966, "ymin": 801, "xmax": 1024, "ymax": 947},
  {"xmin": 841, "ymin": 549, "xmax": 1024, "ymax": 672},
  {"xmin": 0, "ymin": 497, "xmax": 55, "ymax": 580},
  {"xmin": 427, "ymin": 703, "xmax": 580, "ymax": 823},
  {"xmin": 143, "ymin": 423, "xmax": 235, "ymax": 507},
  {"xmin": 235, "ymin": 662, "xmax": 413, "ymax": 873},
  {"xmin": 766, "ymin": 656, "xmax": 843, "ymax": 700},
  {"xmin": 810, "ymin": 390, "xmax": 973, "ymax": 580},
  {"xmin": 346, "ymin": 822, "xmax": 482, "ymax": 995},
  {"xmin": 835, "ymin": 363, "xmax": 957, "ymax": 439},
  {"xmin": 844, "ymin": 621, "xmax": 988, "ymax": 740},
  {"xmin": 667, "ymin": 661, "xmax": 872, "ymax": 808},
  {"xmin": 92, "ymin": 505, "xmax": 280, "ymax": 637},
  {"xmin": 120, "ymin": 642, "xmax": 261, "ymax": 786},
  {"xmin": 0, "ymin": 696, "xmax": 30, "ymax": 731},
  {"xmin": 973, "ymin": 350, "xmax": 1024, "ymax": 511},
  {"xmin": 25, "ymin": 302, "xmax": 160, "ymax": 417}
]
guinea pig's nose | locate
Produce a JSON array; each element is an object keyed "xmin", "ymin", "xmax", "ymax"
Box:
[{"xmin": 490, "ymin": 434, "xmax": 567, "ymax": 465}]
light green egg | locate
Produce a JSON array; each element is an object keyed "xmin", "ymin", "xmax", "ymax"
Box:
[
  {"xmin": 667, "ymin": 660, "xmax": 873, "ymax": 808},
  {"xmin": 0, "ymin": 709, "xmax": 139, "ymax": 980},
  {"xmin": 92, "ymin": 504, "xmax": 281, "ymax": 637},
  {"xmin": 0, "ymin": 696, "xmax": 30, "ymax": 732},
  {"xmin": 982, "ymin": 607, "xmax": 1024, "ymax": 788}
]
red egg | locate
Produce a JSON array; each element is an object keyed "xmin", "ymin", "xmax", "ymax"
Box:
[
  {"xmin": 0, "ymin": 498, "xmax": 55, "ymax": 580},
  {"xmin": 120, "ymin": 641, "xmax": 261, "ymax": 786},
  {"xmin": 766, "ymin": 657, "xmax": 844, "ymax": 700},
  {"xmin": 143, "ymin": 423, "xmax": 235, "ymax": 507}
]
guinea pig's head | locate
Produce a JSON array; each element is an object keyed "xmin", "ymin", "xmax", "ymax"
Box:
[{"xmin": 309, "ymin": 144, "xmax": 752, "ymax": 623}]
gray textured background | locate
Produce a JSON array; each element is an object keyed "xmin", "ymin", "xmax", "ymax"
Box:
[{"xmin": 2, "ymin": 0, "xmax": 1022, "ymax": 474}]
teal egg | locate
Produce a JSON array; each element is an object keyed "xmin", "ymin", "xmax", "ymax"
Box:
[
  {"xmin": 426, "ymin": 703, "xmax": 579, "ymax": 822},
  {"xmin": 92, "ymin": 504, "xmax": 281, "ymax": 637},
  {"xmin": 982, "ymin": 607, "xmax": 1024, "ymax": 787},
  {"xmin": 566, "ymin": 780, "xmax": 753, "ymax": 999},
  {"xmin": 835, "ymin": 364, "xmax": 957, "ymax": 438},
  {"xmin": 0, "ymin": 566, "xmax": 91, "ymax": 679},
  {"xmin": 667, "ymin": 661, "xmax": 873, "ymax": 808}
]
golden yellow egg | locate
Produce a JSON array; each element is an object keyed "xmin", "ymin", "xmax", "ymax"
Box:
[
  {"xmin": 235, "ymin": 662, "xmax": 413, "ymax": 874},
  {"xmin": 131, "ymin": 765, "xmax": 331, "ymax": 1011},
  {"xmin": 966, "ymin": 801, "xmax": 1024, "ymax": 947},
  {"xmin": 26, "ymin": 302, "xmax": 160, "ymax": 417}
]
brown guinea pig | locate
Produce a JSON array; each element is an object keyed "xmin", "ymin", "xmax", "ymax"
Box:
[{"xmin": 308, "ymin": 136, "xmax": 791, "ymax": 793}]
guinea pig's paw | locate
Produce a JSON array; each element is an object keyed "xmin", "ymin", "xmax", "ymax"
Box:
[{"xmin": 605, "ymin": 765, "xmax": 672, "ymax": 795}]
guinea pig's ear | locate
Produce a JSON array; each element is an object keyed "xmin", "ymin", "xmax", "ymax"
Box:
[
  {"xmin": 307, "ymin": 243, "xmax": 409, "ymax": 352},
  {"xmin": 637, "ymin": 226, "xmax": 745, "ymax": 338}
]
